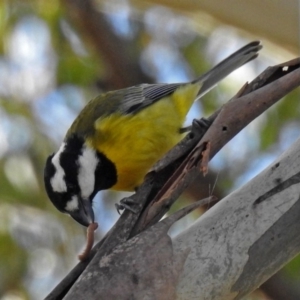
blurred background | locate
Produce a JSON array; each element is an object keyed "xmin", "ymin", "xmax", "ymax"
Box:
[{"xmin": 0, "ymin": 0, "xmax": 299, "ymax": 299}]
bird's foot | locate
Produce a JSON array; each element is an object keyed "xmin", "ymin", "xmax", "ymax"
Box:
[
  {"xmin": 180, "ymin": 118, "xmax": 211, "ymax": 138},
  {"xmin": 115, "ymin": 197, "xmax": 139, "ymax": 214},
  {"xmin": 191, "ymin": 118, "xmax": 211, "ymax": 137}
]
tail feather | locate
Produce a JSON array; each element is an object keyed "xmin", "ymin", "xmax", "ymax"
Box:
[{"xmin": 193, "ymin": 41, "xmax": 262, "ymax": 98}]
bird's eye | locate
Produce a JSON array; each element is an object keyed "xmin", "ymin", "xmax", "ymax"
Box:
[{"xmin": 67, "ymin": 183, "xmax": 77, "ymax": 191}]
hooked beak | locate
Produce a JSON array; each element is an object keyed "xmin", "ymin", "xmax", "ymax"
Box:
[{"xmin": 69, "ymin": 198, "xmax": 94, "ymax": 227}]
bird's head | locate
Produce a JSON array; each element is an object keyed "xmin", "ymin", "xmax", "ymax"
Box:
[{"xmin": 44, "ymin": 135, "xmax": 117, "ymax": 227}]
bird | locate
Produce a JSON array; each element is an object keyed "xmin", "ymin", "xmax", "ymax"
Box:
[{"xmin": 44, "ymin": 41, "xmax": 262, "ymax": 227}]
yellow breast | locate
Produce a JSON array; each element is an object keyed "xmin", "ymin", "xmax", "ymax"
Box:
[{"xmin": 87, "ymin": 83, "xmax": 200, "ymax": 191}]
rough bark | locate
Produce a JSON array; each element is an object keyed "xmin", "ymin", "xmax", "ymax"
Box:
[{"xmin": 174, "ymin": 137, "xmax": 300, "ymax": 299}]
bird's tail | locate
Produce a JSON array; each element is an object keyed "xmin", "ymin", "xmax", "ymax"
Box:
[{"xmin": 193, "ymin": 41, "xmax": 262, "ymax": 99}]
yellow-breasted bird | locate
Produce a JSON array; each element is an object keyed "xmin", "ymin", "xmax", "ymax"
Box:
[{"xmin": 44, "ymin": 41, "xmax": 262, "ymax": 227}]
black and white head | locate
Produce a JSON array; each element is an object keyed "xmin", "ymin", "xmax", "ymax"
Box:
[{"xmin": 44, "ymin": 135, "xmax": 117, "ymax": 227}]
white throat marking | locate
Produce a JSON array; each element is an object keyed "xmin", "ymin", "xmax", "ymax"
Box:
[
  {"xmin": 78, "ymin": 146, "xmax": 99, "ymax": 199},
  {"xmin": 51, "ymin": 143, "xmax": 67, "ymax": 193}
]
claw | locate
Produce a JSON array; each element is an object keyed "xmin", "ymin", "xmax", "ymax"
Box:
[
  {"xmin": 180, "ymin": 118, "xmax": 211, "ymax": 137},
  {"xmin": 190, "ymin": 118, "xmax": 211, "ymax": 138},
  {"xmin": 193, "ymin": 118, "xmax": 211, "ymax": 128},
  {"xmin": 115, "ymin": 197, "xmax": 139, "ymax": 214}
]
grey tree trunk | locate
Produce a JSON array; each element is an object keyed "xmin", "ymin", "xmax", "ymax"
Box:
[{"xmin": 174, "ymin": 137, "xmax": 300, "ymax": 299}]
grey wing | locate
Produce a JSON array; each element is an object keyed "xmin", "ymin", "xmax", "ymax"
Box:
[
  {"xmin": 119, "ymin": 83, "xmax": 183, "ymax": 114},
  {"xmin": 68, "ymin": 83, "xmax": 183, "ymax": 137}
]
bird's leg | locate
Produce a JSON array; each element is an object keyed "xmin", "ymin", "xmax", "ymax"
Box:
[
  {"xmin": 115, "ymin": 197, "xmax": 139, "ymax": 214},
  {"xmin": 152, "ymin": 118, "xmax": 212, "ymax": 172},
  {"xmin": 180, "ymin": 118, "xmax": 211, "ymax": 138}
]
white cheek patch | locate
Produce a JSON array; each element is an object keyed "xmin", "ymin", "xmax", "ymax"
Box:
[
  {"xmin": 65, "ymin": 195, "xmax": 79, "ymax": 212},
  {"xmin": 51, "ymin": 143, "xmax": 67, "ymax": 193},
  {"xmin": 77, "ymin": 146, "xmax": 99, "ymax": 199}
]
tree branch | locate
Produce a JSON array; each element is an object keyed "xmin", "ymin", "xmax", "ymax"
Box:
[
  {"xmin": 174, "ymin": 137, "xmax": 300, "ymax": 299},
  {"xmin": 45, "ymin": 58, "xmax": 300, "ymax": 300}
]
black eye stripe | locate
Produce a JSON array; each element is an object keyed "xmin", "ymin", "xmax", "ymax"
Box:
[
  {"xmin": 59, "ymin": 134, "xmax": 86, "ymax": 186},
  {"xmin": 64, "ymin": 134, "xmax": 84, "ymax": 154},
  {"xmin": 60, "ymin": 152, "xmax": 78, "ymax": 171},
  {"xmin": 59, "ymin": 152, "xmax": 79, "ymax": 187}
]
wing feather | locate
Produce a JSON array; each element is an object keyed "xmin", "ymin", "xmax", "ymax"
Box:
[{"xmin": 120, "ymin": 83, "xmax": 182, "ymax": 114}]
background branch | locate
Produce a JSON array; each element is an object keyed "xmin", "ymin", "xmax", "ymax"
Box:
[{"xmin": 62, "ymin": 0, "xmax": 152, "ymax": 89}]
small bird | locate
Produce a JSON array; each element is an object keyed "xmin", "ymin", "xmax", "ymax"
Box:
[{"xmin": 44, "ymin": 41, "xmax": 262, "ymax": 227}]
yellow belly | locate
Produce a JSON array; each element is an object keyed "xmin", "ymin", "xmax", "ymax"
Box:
[{"xmin": 88, "ymin": 83, "xmax": 199, "ymax": 191}]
